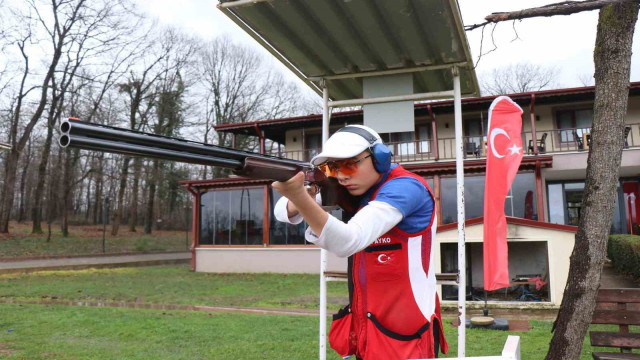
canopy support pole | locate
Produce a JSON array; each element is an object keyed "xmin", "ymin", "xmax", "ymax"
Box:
[
  {"xmin": 319, "ymin": 83, "xmax": 330, "ymax": 360},
  {"xmin": 453, "ymin": 66, "xmax": 467, "ymax": 357}
]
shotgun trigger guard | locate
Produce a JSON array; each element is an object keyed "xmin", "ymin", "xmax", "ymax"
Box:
[
  {"xmin": 303, "ymin": 169, "xmax": 322, "ymax": 195},
  {"xmin": 304, "ymin": 183, "xmax": 320, "ymax": 195}
]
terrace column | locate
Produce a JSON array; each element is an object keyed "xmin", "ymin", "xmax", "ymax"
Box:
[
  {"xmin": 531, "ymin": 94, "xmax": 539, "ymax": 155},
  {"xmin": 428, "ymin": 104, "xmax": 439, "ymax": 161},
  {"xmin": 254, "ymin": 124, "xmax": 265, "ymax": 154}
]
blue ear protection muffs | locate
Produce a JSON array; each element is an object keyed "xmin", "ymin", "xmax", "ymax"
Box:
[{"xmin": 336, "ymin": 126, "xmax": 392, "ymax": 173}]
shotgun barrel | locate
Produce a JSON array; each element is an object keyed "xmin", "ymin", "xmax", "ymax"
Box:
[
  {"xmin": 58, "ymin": 118, "xmax": 358, "ymax": 212},
  {"xmin": 59, "ymin": 118, "xmax": 306, "ymax": 182}
]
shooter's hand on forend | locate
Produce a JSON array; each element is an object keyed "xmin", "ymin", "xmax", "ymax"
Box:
[
  {"xmin": 271, "ymin": 171, "xmax": 307, "ymax": 198},
  {"xmin": 272, "ymin": 172, "xmax": 318, "ymax": 219}
]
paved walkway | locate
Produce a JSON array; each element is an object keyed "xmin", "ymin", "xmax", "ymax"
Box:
[
  {"xmin": 0, "ymin": 252, "xmax": 191, "ymax": 274},
  {"xmin": 600, "ymin": 262, "xmax": 638, "ymax": 288}
]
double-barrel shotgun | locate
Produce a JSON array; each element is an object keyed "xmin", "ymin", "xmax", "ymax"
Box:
[{"xmin": 58, "ymin": 118, "xmax": 358, "ymax": 213}]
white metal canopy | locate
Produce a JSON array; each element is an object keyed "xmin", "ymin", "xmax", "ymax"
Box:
[
  {"xmin": 218, "ymin": 0, "xmax": 479, "ymax": 100},
  {"xmin": 218, "ymin": 1, "xmax": 476, "ymax": 358}
]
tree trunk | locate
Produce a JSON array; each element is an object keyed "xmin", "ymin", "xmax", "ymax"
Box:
[
  {"xmin": 144, "ymin": 159, "xmax": 160, "ymax": 234},
  {"xmin": 45, "ymin": 146, "xmax": 63, "ymax": 242},
  {"xmin": 0, "ymin": 151, "xmax": 20, "ymax": 232},
  {"xmin": 31, "ymin": 116, "xmax": 56, "ymax": 233},
  {"xmin": 85, "ymin": 174, "xmax": 92, "ymax": 221},
  {"xmin": 111, "ymin": 156, "xmax": 130, "ymax": 236},
  {"xmin": 61, "ymin": 149, "xmax": 76, "ymax": 237},
  {"xmin": 129, "ymin": 158, "xmax": 142, "ymax": 232},
  {"xmin": 93, "ymin": 155, "xmax": 104, "ymax": 225},
  {"xmin": 545, "ymin": 2, "xmax": 638, "ymax": 360},
  {"xmin": 17, "ymin": 140, "xmax": 32, "ymax": 223}
]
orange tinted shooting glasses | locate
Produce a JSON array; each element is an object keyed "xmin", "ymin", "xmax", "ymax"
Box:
[{"xmin": 318, "ymin": 154, "xmax": 372, "ymax": 177}]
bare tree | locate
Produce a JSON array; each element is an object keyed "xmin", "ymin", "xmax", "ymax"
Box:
[
  {"xmin": 142, "ymin": 28, "xmax": 196, "ymax": 234},
  {"xmin": 110, "ymin": 26, "xmax": 193, "ymax": 236},
  {"xmin": 468, "ymin": 1, "xmax": 639, "ymax": 359},
  {"xmin": 479, "ymin": 62, "xmax": 560, "ymax": 95},
  {"xmin": 198, "ymin": 36, "xmax": 315, "ymax": 178},
  {"xmin": 578, "ymin": 72, "xmax": 595, "ymax": 86},
  {"xmin": 0, "ymin": 0, "xmax": 137, "ymax": 233}
]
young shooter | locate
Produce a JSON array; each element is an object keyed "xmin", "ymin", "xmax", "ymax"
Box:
[{"xmin": 272, "ymin": 125, "xmax": 448, "ymax": 360}]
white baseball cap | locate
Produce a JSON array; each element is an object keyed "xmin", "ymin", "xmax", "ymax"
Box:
[{"xmin": 310, "ymin": 125, "xmax": 383, "ymax": 166}]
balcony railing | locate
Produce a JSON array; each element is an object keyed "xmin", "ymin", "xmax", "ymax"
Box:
[{"xmin": 269, "ymin": 123, "xmax": 640, "ymax": 163}]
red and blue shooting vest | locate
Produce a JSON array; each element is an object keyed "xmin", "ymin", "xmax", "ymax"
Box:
[{"xmin": 329, "ymin": 165, "xmax": 448, "ymax": 359}]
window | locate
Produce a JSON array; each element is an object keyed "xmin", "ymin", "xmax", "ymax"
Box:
[
  {"xmin": 548, "ymin": 180, "xmax": 627, "ymax": 233},
  {"xmin": 464, "ymin": 118, "xmax": 485, "ymax": 148},
  {"xmin": 380, "ymin": 124, "xmax": 432, "ymax": 157},
  {"xmin": 440, "ymin": 173, "xmax": 537, "ymax": 225},
  {"xmin": 305, "ymin": 133, "xmax": 322, "ymax": 160},
  {"xmin": 555, "ymin": 108, "xmax": 593, "ymax": 143},
  {"xmin": 391, "ymin": 131, "xmax": 416, "ymax": 156},
  {"xmin": 199, "ymin": 188, "xmax": 264, "ymax": 245},
  {"xmin": 269, "ymin": 190, "xmax": 308, "ymax": 245},
  {"xmin": 417, "ymin": 124, "xmax": 431, "ymax": 153}
]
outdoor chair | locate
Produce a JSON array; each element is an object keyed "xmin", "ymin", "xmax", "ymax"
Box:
[
  {"xmin": 574, "ymin": 131, "xmax": 585, "ymax": 150},
  {"xmin": 624, "ymin": 126, "xmax": 631, "ymax": 148},
  {"xmin": 465, "ymin": 142, "xmax": 480, "ymax": 158},
  {"xmin": 528, "ymin": 132, "xmax": 547, "ymax": 154}
]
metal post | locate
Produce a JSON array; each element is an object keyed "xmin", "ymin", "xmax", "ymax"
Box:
[
  {"xmin": 453, "ymin": 67, "xmax": 467, "ymax": 357},
  {"xmin": 185, "ymin": 204, "xmax": 190, "ymax": 251},
  {"xmin": 319, "ymin": 82, "xmax": 330, "ymax": 360},
  {"xmin": 102, "ymin": 197, "xmax": 110, "ymax": 253}
]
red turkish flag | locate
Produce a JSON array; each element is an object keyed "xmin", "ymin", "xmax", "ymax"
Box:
[{"xmin": 483, "ymin": 96, "xmax": 524, "ymax": 291}]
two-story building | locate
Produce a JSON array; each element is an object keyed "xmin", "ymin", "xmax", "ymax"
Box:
[{"xmin": 181, "ymin": 82, "xmax": 640, "ymax": 306}]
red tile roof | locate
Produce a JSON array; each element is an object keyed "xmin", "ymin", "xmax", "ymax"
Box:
[
  {"xmin": 436, "ymin": 216, "xmax": 578, "ymax": 233},
  {"xmin": 213, "ymin": 82, "xmax": 640, "ymax": 141}
]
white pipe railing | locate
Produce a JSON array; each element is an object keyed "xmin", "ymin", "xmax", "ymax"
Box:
[{"xmin": 412, "ymin": 335, "xmax": 521, "ymax": 360}]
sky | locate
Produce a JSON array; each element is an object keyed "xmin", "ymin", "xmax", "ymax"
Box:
[{"xmin": 135, "ymin": 0, "xmax": 640, "ymax": 94}]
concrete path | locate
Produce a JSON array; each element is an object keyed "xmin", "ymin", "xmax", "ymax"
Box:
[
  {"xmin": 0, "ymin": 252, "xmax": 191, "ymax": 274},
  {"xmin": 600, "ymin": 262, "xmax": 638, "ymax": 288}
]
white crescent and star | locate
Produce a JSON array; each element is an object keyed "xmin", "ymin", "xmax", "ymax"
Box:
[
  {"xmin": 377, "ymin": 254, "xmax": 389, "ymax": 263},
  {"xmin": 490, "ymin": 128, "xmax": 522, "ymax": 158}
]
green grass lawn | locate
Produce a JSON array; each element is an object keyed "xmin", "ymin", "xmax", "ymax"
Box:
[
  {"xmin": 0, "ymin": 266, "xmax": 635, "ymax": 359},
  {"xmin": 0, "ymin": 221, "xmax": 189, "ymax": 258},
  {"xmin": 0, "ymin": 265, "xmax": 349, "ymax": 311},
  {"xmin": 0, "ymin": 304, "xmax": 623, "ymax": 359}
]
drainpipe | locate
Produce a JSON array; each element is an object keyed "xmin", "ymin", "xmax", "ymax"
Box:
[
  {"xmin": 530, "ymin": 94, "xmax": 538, "ymax": 155},
  {"xmin": 428, "ymin": 105, "xmax": 439, "ymax": 161},
  {"xmin": 254, "ymin": 124, "xmax": 265, "ymax": 154},
  {"xmin": 185, "ymin": 184, "xmax": 199, "ymax": 271}
]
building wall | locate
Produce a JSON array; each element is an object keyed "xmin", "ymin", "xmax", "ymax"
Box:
[
  {"xmin": 467, "ymin": 241, "xmax": 547, "ymax": 289},
  {"xmin": 194, "ymin": 221, "xmax": 575, "ymax": 306},
  {"xmin": 434, "ymin": 222, "xmax": 576, "ymax": 306},
  {"xmin": 195, "ymin": 247, "xmax": 348, "ymax": 274},
  {"xmin": 285, "ymin": 129, "xmax": 303, "ymax": 152}
]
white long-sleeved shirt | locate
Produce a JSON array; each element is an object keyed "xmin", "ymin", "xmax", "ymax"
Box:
[{"xmin": 274, "ymin": 196, "xmax": 403, "ymax": 258}]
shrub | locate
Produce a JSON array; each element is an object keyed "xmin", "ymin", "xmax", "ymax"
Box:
[{"xmin": 608, "ymin": 234, "xmax": 640, "ymax": 280}]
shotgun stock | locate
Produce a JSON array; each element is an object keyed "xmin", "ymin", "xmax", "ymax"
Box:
[{"xmin": 58, "ymin": 118, "xmax": 358, "ymax": 213}]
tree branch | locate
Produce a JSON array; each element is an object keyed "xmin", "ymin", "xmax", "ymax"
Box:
[{"xmin": 486, "ymin": 0, "xmax": 637, "ymax": 23}]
